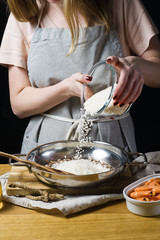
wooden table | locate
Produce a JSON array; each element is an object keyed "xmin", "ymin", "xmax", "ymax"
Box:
[{"xmin": 0, "ymin": 164, "xmax": 160, "ymax": 240}]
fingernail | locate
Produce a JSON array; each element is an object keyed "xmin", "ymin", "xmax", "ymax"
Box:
[
  {"xmin": 107, "ymin": 57, "xmax": 112, "ymax": 62},
  {"xmin": 119, "ymin": 103, "xmax": 124, "ymax": 107},
  {"xmin": 86, "ymin": 76, "xmax": 92, "ymax": 81},
  {"xmin": 109, "ymin": 117, "xmax": 115, "ymax": 120},
  {"xmin": 113, "ymin": 95, "xmax": 117, "ymax": 100},
  {"xmin": 113, "ymin": 102, "xmax": 118, "ymax": 106}
]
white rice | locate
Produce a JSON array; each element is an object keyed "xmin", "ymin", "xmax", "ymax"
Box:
[
  {"xmin": 47, "ymin": 86, "xmax": 130, "ymax": 175},
  {"xmin": 49, "ymin": 159, "xmax": 113, "ymax": 175},
  {"xmin": 84, "ymin": 86, "xmax": 129, "ymax": 116}
]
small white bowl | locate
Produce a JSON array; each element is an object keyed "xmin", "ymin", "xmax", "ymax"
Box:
[{"xmin": 123, "ymin": 174, "xmax": 160, "ymax": 216}]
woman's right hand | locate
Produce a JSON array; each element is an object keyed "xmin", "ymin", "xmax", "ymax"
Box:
[{"xmin": 63, "ymin": 72, "xmax": 94, "ymax": 100}]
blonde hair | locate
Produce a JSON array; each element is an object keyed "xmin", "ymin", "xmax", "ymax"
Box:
[
  {"xmin": 7, "ymin": 0, "xmax": 111, "ymax": 54},
  {"xmin": 7, "ymin": 0, "xmax": 40, "ymax": 22}
]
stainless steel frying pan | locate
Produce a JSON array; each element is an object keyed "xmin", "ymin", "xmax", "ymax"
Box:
[{"xmin": 15, "ymin": 140, "xmax": 147, "ymax": 190}]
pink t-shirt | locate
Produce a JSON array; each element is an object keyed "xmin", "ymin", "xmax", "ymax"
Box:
[{"xmin": 0, "ymin": 0, "xmax": 158, "ymax": 69}]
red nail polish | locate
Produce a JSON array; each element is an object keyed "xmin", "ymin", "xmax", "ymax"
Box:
[
  {"xmin": 120, "ymin": 103, "xmax": 124, "ymax": 107},
  {"xmin": 113, "ymin": 102, "xmax": 118, "ymax": 106},
  {"xmin": 109, "ymin": 117, "xmax": 115, "ymax": 120},
  {"xmin": 107, "ymin": 57, "xmax": 112, "ymax": 62},
  {"xmin": 86, "ymin": 76, "xmax": 92, "ymax": 81},
  {"xmin": 113, "ymin": 95, "xmax": 117, "ymax": 100}
]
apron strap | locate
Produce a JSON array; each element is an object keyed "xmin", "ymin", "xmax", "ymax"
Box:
[{"xmin": 42, "ymin": 112, "xmax": 130, "ymax": 140}]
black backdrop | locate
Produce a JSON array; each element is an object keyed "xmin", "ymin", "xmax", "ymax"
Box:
[{"xmin": 0, "ymin": 0, "xmax": 160, "ymax": 163}]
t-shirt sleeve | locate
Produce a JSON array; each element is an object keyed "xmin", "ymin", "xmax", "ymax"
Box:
[
  {"xmin": 0, "ymin": 14, "xmax": 30, "ymax": 69},
  {"xmin": 125, "ymin": 0, "xmax": 159, "ymax": 56},
  {"xmin": 112, "ymin": 0, "xmax": 159, "ymax": 56}
]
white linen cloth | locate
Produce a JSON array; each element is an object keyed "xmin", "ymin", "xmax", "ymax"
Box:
[
  {"xmin": 130, "ymin": 151, "xmax": 160, "ymax": 180},
  {"xmin": 0, "ymin": 173, "xmax": 123, "ymax": 216},
  {"xmin": 1, "ymin": 151, "xmax": 160, "ymax": 216}
]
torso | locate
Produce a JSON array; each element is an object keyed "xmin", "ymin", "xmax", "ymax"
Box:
[{"xmin": 21, "ymin": 20, "xmax": 136, "ymax": 154}]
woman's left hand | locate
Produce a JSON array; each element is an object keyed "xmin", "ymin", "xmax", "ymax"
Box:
[{"xmin": 106, "ymin": 56, "xmax": 144, "ymax": 106}]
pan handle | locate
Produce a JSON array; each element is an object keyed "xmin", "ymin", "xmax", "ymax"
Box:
[
  {"xmin": 9, "ymin": 154, "xmax": 32, "ymax": 173},
  {"xmin": 126, "ymin": 152, "xmax": 148, "ymax": 166}
]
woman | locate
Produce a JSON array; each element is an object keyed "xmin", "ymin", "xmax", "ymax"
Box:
[{"xmin": 0, "ymin": 0, "xmax": 160, "ymax": 154}]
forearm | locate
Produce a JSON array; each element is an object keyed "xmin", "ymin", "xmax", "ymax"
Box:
[
  {"xmin": 140, "ymin": 56, "xmax": 160, "ymax": 88},
  {"xmin": 9, "ymin": 66, "xmax": 92, "ymax": 119},
  {"xmin": 11, "ymin": 81, "xmax": 70, "ymax": 119},
  {"xmin": 138, "ymin": 35, "xmax": 160, "ymax": 87}
]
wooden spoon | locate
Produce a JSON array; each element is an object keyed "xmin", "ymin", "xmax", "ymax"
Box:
[{"xmin": 0, "ymin": 151, "xmax": 73, "ymax": 175}]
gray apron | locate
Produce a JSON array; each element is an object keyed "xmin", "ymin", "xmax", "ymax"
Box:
[{"xmin": 21, "ymin": 23, "xmax": 137, "ymax": 154}]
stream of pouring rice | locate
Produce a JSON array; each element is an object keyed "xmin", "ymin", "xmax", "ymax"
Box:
[
  {"xmin": 47, "ymin": 108, "xmax": 113, "ymax": 175},
  {"xmin": 48, "ymin": 86, "xmax": 127, "ymax": 174}
]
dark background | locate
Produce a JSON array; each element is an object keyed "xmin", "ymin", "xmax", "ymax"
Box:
[{"xmin": 0, "ymin": 0, "xmax": 160, "ymax": 163}]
